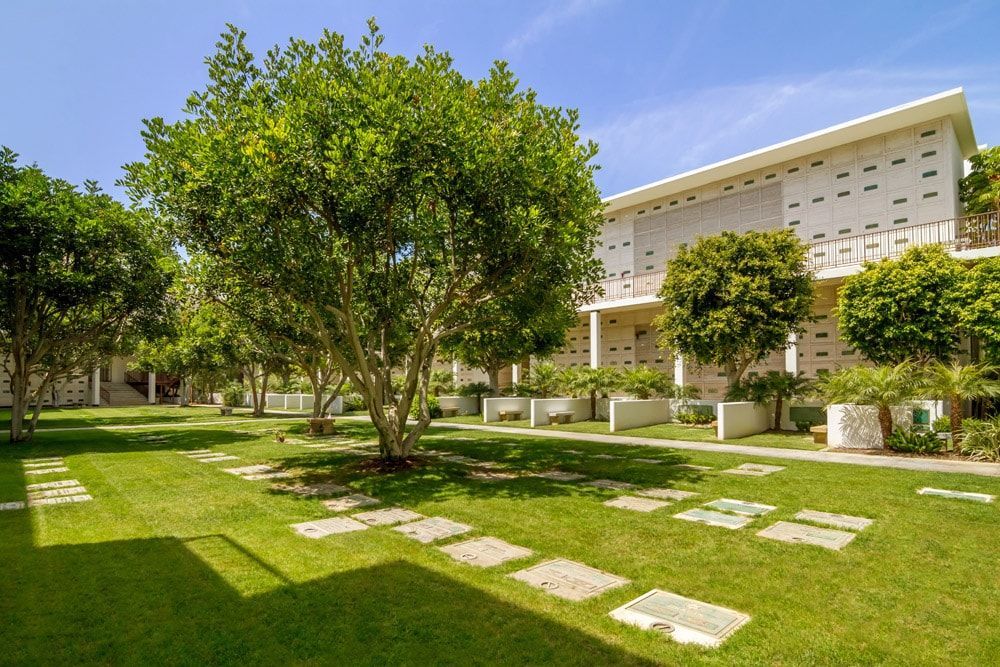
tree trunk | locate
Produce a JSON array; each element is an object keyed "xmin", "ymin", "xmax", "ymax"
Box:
[
  {"xmin": 590, "ymin": 390, "xmax": 597, "ymax": 420},
  {"xmin": 773, "ymin": 395, "xmax": 783, "ymax": 432},
  {"xmin": 487, "ymin": 367, "xmax": 500, "ymax": 397},
  {"xmin": 255, "ymin": 374, "xmax": 269, "ymax": 417},
  {"xmin": 9, "ymin": 372, "xmax": 29, "ymax": 443},
  {"xmin": 179, "ymin": 377, "xmax": 190, "ymax": 406},
  {"xmin": 877, "ymin": 405, "xmax": 893, "ymax": 449},
  {"xmin": 950, "ymin": 393, "xmax": 963, "ymax": 451},
  {"xmin": 311, "ymin": 381, "xmax": 323, "ymax": 419}
]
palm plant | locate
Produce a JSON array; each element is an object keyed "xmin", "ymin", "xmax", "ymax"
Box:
[
  {"xmin": 527, "ymin": 361, "xmax": 561, "ymax": 399},
  {"xmin": 735, "ymin": 371, "xmax": 814, "ymax": 431},
  {"xmin": 817, "ymin": 362, "xmax": 918, "ymax": 448},
  {"xmin": 561, "ymin": 366, "xmax": 622, "ymax": 418},
  {"xmin": 429, "ymin": 369, "xmax": 455, "ymax": 397},
  {"xmin": 620, "ymin": 366, "xmax": 671, "ymax": 399},
  {"xmin": 919, "ymin": 361, "xmax": 1000, "ymax": 446}
]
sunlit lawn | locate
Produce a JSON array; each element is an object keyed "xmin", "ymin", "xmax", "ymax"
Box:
[
  {"xmin": 2, "ymin": 408, "xmax": 998, "ymax": 664},
  {"xmin": 0, "ymin": 405, "xmax": 303, "ymax": 431}
]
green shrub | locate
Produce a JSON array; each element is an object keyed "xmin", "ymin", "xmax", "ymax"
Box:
[
  {"xmin": 342, "ymin": 393, "xmax": 365, "ymax": 412},
  {"xmin": 458, "ymin": 382, "xmax": 491, "ymax": 399},
  {"xmin": 409, "ymin": 395, "xmax": 442, "ymax": 419},
  {"xmin": 886, "ymin": 428, "xmax": 943, "ymax": 454},
  {"xmin": 794, "ymin": 420, "xmax": 816, "ymax": 433},
  {"xmin": 960, "ymin": 417, "xmax": 1000, "ymax": 461},
  {"xmin": 676, "ymin": 411, "xmax": 713, "ymax": 425},
  {"xmin": 221, "ymin": 384, "xmax": 245, "ymax": 408},
  {"xmin": 931, "ymin": 415, "xmax": 952, "ymax": 434}
]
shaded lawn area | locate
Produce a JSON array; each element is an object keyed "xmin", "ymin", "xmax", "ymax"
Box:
[
  {"xmin": 437, "ymin": 414, "xmax": 821, "ymax": 450},
  {"xmin": 0, "ymin": 405, "xmax": 305, "ymax": 431},
  {"xmin": 2, "ymin": 419, "xmax": 999, "ymax": 664}
]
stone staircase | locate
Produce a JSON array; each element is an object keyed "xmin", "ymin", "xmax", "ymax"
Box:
[{"xmin": 101, "ymin": 383, "xmax": 148, "ymax": 406}]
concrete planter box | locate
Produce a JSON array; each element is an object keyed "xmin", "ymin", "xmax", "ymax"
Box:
[
  {"xmin": 717, "ymin": 401, "xmax": 771, "ymax": 439},
  {"xmin": 610, "ymin": 399, "xmax": 671, "ymax": 432},
  {"xmin": 530, "ymin": 398, "xmax": 591, "ymax": 427},
  {"xmin": 438, "ymin": 396, "xmax": 480, "ymax": 416},
  {"xmin": 483, "ymin": 397, "xmax": 532, "ymax": 423}
]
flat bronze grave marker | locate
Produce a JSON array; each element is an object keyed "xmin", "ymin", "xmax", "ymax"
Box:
[
  {"xmin": 291, "ymin": 516, "xmax": 368, "ymax": 538},
  {"xmin": 24, "ymin": 467, "xmax": 70, "ymax": 475},
  {"xmin": 585, "ymin": 479, "xmax": 637, "ymax": 491},
  {"xmin": 353, "ymin": 508, "xmax": 424, "ymax": 526},
  {"xmin": 795, "ymin": 509, "xmax": 873, "ymax": 531},
  {"xmin": 244, "ymin": 471, "xmax": 292, "ymax": 481},
  {"xmin": 223, "ymin": 465, "xmax": 274, "ymax": 476},
  {"xmin": 757, "ymin": 521, "xmax": 857, "ymax": 550},
  {"xmin": 704, "ymin": 498, "xmax": 777, "ymax": 517},
  {"xmin": 198, "ymin": 455, "xmax": 239, "ymax": 463},
  {"xmin": 561, "ymin": 449, "xmax": 584, "ymax": 454},
  {"xmin": 26, "ymin": 479, "xmax": 80, "ymax": 491},
  {"xmin": 0, "ymin": 501, "xmax": 26, "ymax": 511},
  {"xmin": 637, "ymin": 488, "xmax": 698, "ymax": 501},
  {"xmin": 27, "ymin": 493, "xmax": 92, "ymax": 507},
  {"xmin": 917, "ymin": 487, "xmax": 994, "ymax": 503},
  {"xmin": 604, "ymin": 496, "xmax": 670, "ymax": 512},
  {"xmin": 323, "ymin": 494, "xmax": 379, "ymax": 512},
  {"xmin": 674, "ymin": 464, "xmax": 712, "ymax": 471},
  {"xmin": 27, "ymin": 486, "xmax": 87, "ymax": 499},
  {"xmin": 609, "ymin": 589, "xmax": 750, "ymax": 647},
  {"xmin": 632, "ymin": 458, "xmax": 663, "ymax": 464},
  {"xmin": 723, "ymin": 463, "xmax": 785, "ymax": 477},
  {"xmin": 467, "ymin": 470, "xmax": 519, "ymax": 482},
  {"xmin": 22, "ymin": 460, "xmax": 64, "ymax": 469},
  {"xmin": 393, "ymin": 517, "xmax": 473, "ymax": 543},
  {"xmin": 186, "ymin": 452, "xmax": 223, "ymax": 459},
  {"xmin": 180, "ymin": 449, "xmax": 213, "ymax": 455},
  {"xmin": 673, "ymin": 508, "xmax": 750, "ymax": 530},
  {"xmin": 441, "ymin": 455, "xmax": 479, "ymax": 464},
  {"xmin": 592, "ymin": 454, "xmax": 624, "ymax": 460},
  {"xmin": 510, "ymin": 559, "xmax": 628, "ymax": 601},
  {"xmin": 533, "ymin": 470, "xmax": 587, "ymax": 482},
  {"xmin": 440, "ymin": 537, "xmax": 533, "ymax": 567},
  {"xmin": 22, "ymin": 457, "xmax": 63, "ymax": 464},
  {"xmin": 273, "ymin": 482, "xmax": 349, "ymax": 497}
]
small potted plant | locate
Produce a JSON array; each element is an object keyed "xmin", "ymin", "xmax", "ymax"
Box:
[{"xmin": 220, "ymin": 383, "xmax": 244, "ymax": 416}]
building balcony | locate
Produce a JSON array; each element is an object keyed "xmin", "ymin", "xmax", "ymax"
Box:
[{"xmin": 585, "ymin": 211, "xmax": 1000, "ymax": 308}]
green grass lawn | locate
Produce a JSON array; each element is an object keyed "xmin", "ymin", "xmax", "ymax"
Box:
[
  {"xmin": 437, "ymin": 414, "xmax": 821, "ymax": 450},
  {"xmin": 0, "ymin": 405, "xmax": 304, "ymax": 430},
  {"xmin": 2, "ymin": 409, "xmax": 998, "ymax": 664}
]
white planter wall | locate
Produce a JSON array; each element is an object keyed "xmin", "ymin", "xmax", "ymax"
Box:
[
  {"xmin": 530, "ymin": 398, "xmax": 591, "ymax": 427},
  {"xmin": 717, "ymin": 401, "xmax": 771, "ymax": 439},
  {"xmin": 610, "ymin": 399, "xmax": 671, "ymax": 432},
  {"xmin": 242, "ymin": 393, "xmax": 343, "ymax": 414},
  {"xmin": 483, "ymin": 397, "xmax": 532, "ymax": 422},
  {"xmin": 827, "ymin": 404, "xmax": 914, "ymax": 449},
  {"xmin": 438, "ymin": 396, "xmax": 480, "ymax": 415}
]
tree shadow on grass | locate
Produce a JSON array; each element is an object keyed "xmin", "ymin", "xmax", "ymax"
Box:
[{"xmin": 3, "ymin": 529, "xmax": 656, "ymax": 665}]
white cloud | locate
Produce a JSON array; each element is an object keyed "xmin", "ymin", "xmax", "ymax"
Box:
[{"xmin": 504, "ymin": 0, "xmax": 609, "ymax": 55}]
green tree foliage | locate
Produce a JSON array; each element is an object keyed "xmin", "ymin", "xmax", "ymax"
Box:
[
  {"xmin": 817, "ymin": 362, "xmax": 918, "ymax": 448},
  {"xmin": 527, "ymin": 361, "xmax": 562, "ymax": 398},
  {"xmin": 560, "ymin": 366, "xmax": 621, "ymax": 418},
  {"xmin": 837, "ymin": 245, "xmax": 966, "ymax": 364},
  {"xmin": 619, "ymin": 366, "xmax": 671, "ymax": 400},
  {"xmin": 958, "ymin": 146, "xmax": 1000, "ymax": 214},
  {"xmin": 919, "ymin": 361, "xmax": 1000, "ymax": 446},
  {"xmin": 727, "ymin": 371, "xmax": 813, "ymax": 431},
  {"xmin": 0, "ymin": 148, "xmax": 173, "ymax": 442},
  {"xmin": 429, "ymin": 369, "xmax": 455, "ymax": 397},
  {"xmin": 126, "ymin": 24, "xmax": 604, "ymax": 459},
  {"xmin": 960, "ymin": 257, "xmax": 1000, "ymax": 362},
  {"xmin": 653, "ymin": 229, "xmax": 814, "ymax": 387}
]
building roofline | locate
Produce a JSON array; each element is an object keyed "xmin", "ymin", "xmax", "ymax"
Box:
[{"xmin": 602, "ymin": 88, "xmax": 978, "ymax": 213}]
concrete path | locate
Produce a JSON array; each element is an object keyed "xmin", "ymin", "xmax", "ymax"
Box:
[{"xmin": 414, "ymin": 419, "xmax": 1000, "ymax": 478}]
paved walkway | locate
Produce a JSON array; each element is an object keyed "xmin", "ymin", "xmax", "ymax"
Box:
[{"xmin": 414, "ymin": 419, "xmax": 1000, "ymax": 478}]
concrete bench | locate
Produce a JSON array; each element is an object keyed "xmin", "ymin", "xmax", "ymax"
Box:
[
  {"xmin": 810, "ymin": 425, "xmax": 828, "ymax": 445},
  {"xmin": 548, "ymin": 411, "xmax": 575, "ymax": 425},
  {"xmin": 440, "ymin": 406, "xmax": 460, "ymax": 418},
  {"xmin": 498, "ymin": 410, "xmax": 523, "ymax": 422}
]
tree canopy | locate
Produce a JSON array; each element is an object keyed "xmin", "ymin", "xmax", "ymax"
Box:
[
  {"xmin": 837, "ymin": 245, "xmax": 967, "ymax": 365},
  {"xmin": 653, "ymin": 229, "xmax": 814, "ymax": 387},
  {"xmin": 125, "ymin": 23, "xmax": 604, "ymax": 458},
  {"xmin": 959, "ymin": 146, "xmax": 1000, "ymax": 215}
]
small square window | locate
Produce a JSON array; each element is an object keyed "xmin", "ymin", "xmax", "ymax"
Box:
[
  {"xmin": 637, "ymin": 209, "xmax": 645, "ymax": 215},
  {"xmin": 744, "ymin": 179, "xmax": 754, "ymax": 186},
  {"xmin": 645, "ymin": 265, "xmax": 654, "ymax": 270},
  {"xmin": 921, "ymin": 150, "xmax": 937, "ymax": 158},
  {"xmin": 865, "ymin": 223, "xmax": 879, "ymax": 230},
  {"xmin": 864, "ymin": 184, "xmax": 878, "ymax": 192},
  {"xmin": 923, "ymin": 191, "xmax": 938, "ymax": 199},
  {"xmin": 920, "ymin": 129, "xmax": 936, "ymax": 138},
  {"xmin": 670, "ymin": 200, "xmax": 678, "ymax": 206},
  {"xmin": 813, "ymin": 233, "xmax": 826, "ymax": 239},
  {"xmin": 622, "ymin": 241, "xmax": 631, "ymax": 247},
  {"xmin": 765, "ymin": 173, "xmax": 776, "ymax": 180},
  {"xmin": 893, "ymin": 217, "xmax": 908, "ymax": 225},
  {"xmin": 836, "ymin": 171, "xmax": 850, "ymax": 179},
  {"xmin": 812, "ymin": 196, "xmax": 825, "ymax": 203},
  {"xmin": 788, "ymin": 202, "xmax": 800, "ymax": 209},
  {"xmin": 787, "ymin": 167, "xmax": 800, "ymax": 174},
  {"xmin": 645, "ymin": 250, "xmax": 654, "ymax": 256},
  {"xmin": 892, "ymin": 197, "xmax": 907, "ymax": 205},
  {"xmin": 653, "ymin": 205, "xmax": 662, "ymax": 211},
  {"xmin": 838, "ymin": 228, "xmax": 851, "ymax": 235},
  {"xmin": 811, "ymin": 160, "xmax": 824, "ymax": 167},
  {"xmin": 837, "ymin": 191, "xmax": 850, "ymax": 198},
  {"xmin": 863, "ymin": 165, "xmax": 877, "ymax": 173},
  {"xmin": 891, "ymin": 158, "xmax": 906, "ymax": 166},
  {"xmin": 723, "ymin": 185, "xmax": 734, "ymax": 191},
  {"xmin": 686, "ymin": 195, "xmax": 696, "ymax": 202},
  {"xmin": 922, "ymin": 170, "xmax": 938, "ymax": 178},
  {"xmin": 788, "ymin": 220, "xmax": 801, "ymax": 226}
]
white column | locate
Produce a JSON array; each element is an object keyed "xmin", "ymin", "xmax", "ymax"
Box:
[
  {"xmin": 785, "ymin": 333, "xmax": 799, "ymax": 375},
  {"xmin": 147, "ymin": 372, "xmax": 156, "ymax": 404},
  {"xmin": 92, "ymin": 368, "xmax": 101, "ymax": 405},
  {"xmin": 511, "ymin": 364, "xmax": 520, "ymax": 384},
  {"xmin": 451, "ymin": 359, "xmax": 459, "ymax": 385},
  {"xmin": 589, "ymin": 311, "xmax": 601, "ymax": 368},
  {"xmin": 673, "ymin": 354, "xmax": 686, "ymax": 387}
]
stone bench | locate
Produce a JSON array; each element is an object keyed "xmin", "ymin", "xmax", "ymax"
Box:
[
  {"xmin": 440, "ymin": 406, "xmax": 460, "ymax": 418},
  {"xmin": 810, "ymin": 424, "xmax": 828, "ymax": 445},
  {"xmin": 548, "ymin": 411, "xmax": 575, "ymax": 425},
  {"xmin": 498, "ymin": 410, "xmax": 523, "ymax": 422}
]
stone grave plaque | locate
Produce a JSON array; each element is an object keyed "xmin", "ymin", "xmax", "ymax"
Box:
[
  {"xmin": 441, "ymin": 455, "xmax": 478, "ymax": 464},
  {"xmin": 23, "ymin": 457, "xmax": 64, "ymax": 464},
  {"xmin": 510, "ymin": 559, "xmax": 629, "ymax": 601},
  {"xmin": 24, "ymin": 467, "xmax": 70, "ymax": 475},
  {"xmin": 323, "ymin": 494, "xmax": 379, "ymax": 512},
  {"xmin": 27, "ymin": 486, "xmax": 87, "ymax": 499},
  {"xmin": 440, "ymin": 537, "xmax": 533, "ymax": 567},
  {"xmin": 180, "ymin": 449, "xmax": 213, "ymax": 455},
  {"xmin": 633, "ymin": 458, "xmax": 663, "ymax": 464},
  {"xmin": 533, "ymin": 470, "xmax": 586, "ymax": 482},
  {"xmin": 198, "ymin": 455, "xmax": 239, "ymax": 463},
  {"xmin": 734, "ymin": 463, "xmax": 784, "ymax": 475},
  {"xmin": 609, "ymin": 589, "xmax": 750, "ymax": 648},
  {"xmin": 223, "ymin": 465, "xmax": 274, "ymax": 476},
  {"xmin": 467, "ymin": 470, "xmax": 519, "ymax": 482},
  {"xmin": 186, "ymin": 452, "xmax": 223, "ymax": 459},
  {"xmin": 244, "ymin": 471, "xmax": 292, "ymax": 481},
  {"xmin": 273, "ymin": 482, "xmax": 349, "ymax": 497},
  {"xmin": 592, "ymin": 454, "xmax": 624, "ymax": 460},
  {"xmin": 353, "ymin": 507, "xmax": 424, "ymax": 526},
  {"xmin": 291, "ymin": 516, "xmax": 368, "ymax": 538},
  {"xmin": 561, "ymin": 449, "xmax": 584, "ymax": 454},
  {"xmin": 467, "ymin": 460, "xmax": 500, "ymax": 469},
  {"xmin": 393, "ymin": 517, "xmax": 472, "ymax": 543},
  {"xmin": 28, "ymin": 494, "xmax": 92, "ymax": 507},
  {"xmin": 795, "ymin": 509, "xmax": 873, "ymax": 531},
  {"xmin": 0, "ymin": 501, "xmax": 26, "ymax": 511},
  {"xmin": 917, "ymin": 487, "xmax": 995, "ymax": 503},
  {"xmin": 23, "ymin": 460, "xmax": 64, "ymax": 469},
  {"xmin": 604, "ymin": 496, "xmax": 670, "ymax": 512},
  {"xmin": 637, "ymin": 488, "xmax": 698, "ymax": 501},
  {"xmin": 26, "ymin": 479, "xmax": 80, "ymax": 491},
  {"xmin": 673, "ymin": 508, "xmax": 750, "ymax": 530},
  {"xmin": 302, "ymin": 443, "xmax": 337, "ymax": 449},
  {"xmin": 757, "ymin": 521, "xmax": 856, "ymax": 550},
  {"xmin": 704, "ymin": 498, "xmax": 777, "ymax": 517},
  {"xmin": 585, "ymin": 479, "xmax": 637, "ymax": 491},
  {"xmin": 674, "ymin": 464, "xmax": 712, "ymax": 471}
]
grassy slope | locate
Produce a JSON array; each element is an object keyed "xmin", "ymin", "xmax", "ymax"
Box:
[
  {"xmin": 1, "ymin": 414, "xmax": 998, "ymax": 665},
  {"xmin": 438, "ymin": 414, "xmax": 821, "ymax": 450}
]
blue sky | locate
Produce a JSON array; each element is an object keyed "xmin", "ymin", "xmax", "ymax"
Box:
[{"xmin": 3, "ymin": 1, "xmax": 999, "ymax": 200}]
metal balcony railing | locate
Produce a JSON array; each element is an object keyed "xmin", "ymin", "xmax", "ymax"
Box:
[{"xmin": 585, "ymin": 211, "xmax": 1000, "ymax": 306}]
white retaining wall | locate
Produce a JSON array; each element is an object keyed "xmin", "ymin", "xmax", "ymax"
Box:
[
  {"xmin": 483, "ymin": 397, "xmax": 532, "ymax": 422},
  {"xmin": 244, "ymin": 392, "xmax": 343, "ymax": 414},
  {"xmin": 530, "ymin": 397, "xmax": 591, "ymax": 427},
  {"xmin": 610, "ymin": 399, "xmax": 671, "ymax": 432},
  {"xmin": 827, "ymin": 404, "xmax": 914, "ymax": 449},
  {"xmin": 438, "ymin": 396, "xmax": 480, "ymax": 415},
  {"xmin": 717, "ymin": 401, "xmax": 771, "ymax": 439}
]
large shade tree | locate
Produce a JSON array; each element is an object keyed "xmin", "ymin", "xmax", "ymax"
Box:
[
  {"xmin": 1, "ymin": 148, "xmax": 173, "ymax": 443},
  {"xmin": 126, "ymin": 24, "xmax": 604, "ymax": 459},
  {"xmin": 653, "ymin": 229, "xmax": 814, "ymax": 388}
]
